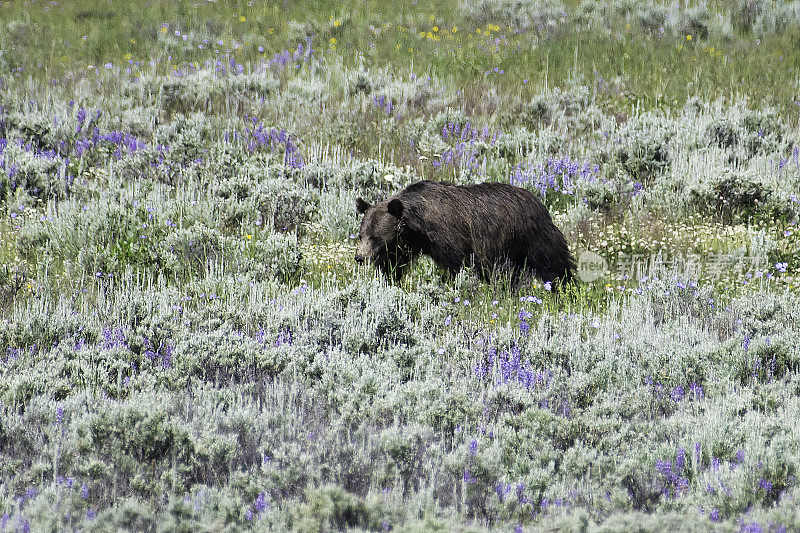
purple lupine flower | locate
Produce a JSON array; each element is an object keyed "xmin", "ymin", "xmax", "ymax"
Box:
[
  {"xmin": 676, "ymin": 448, "xmax": 686, "ymax": 470},
  {"xmin": 735, "ymin": 450, "xmax": 745, "ymax": 464},
  {"xmin": 689, "ymin": 382, "xmax": 704, "ymax": 400},
  {"xmin": 76, "ymin": 107, "xmax": 86, "ymax": 133},
  {"xmin": 161, "ymin": 342, "xmax": 173, "ymax": 368},
  {"xmin": 671, "ymin": 386, "xmax": 685, "ymax": 403},
  {"xmin": 275, "ymin": 330, "xmax": 292, "ymax": 346},
  {"xmin": 518, "ymin": 309, "xmax": 532, "ymax": 334},
  {"xmin": 469, "ymin": 439, "xmax": 478, "ymax": 455},
  {"xmin": 495, "ymin": 482, "xmax": 511, "ymax": 502},
  {"xmin": 516, "ymin": 482, "xmax": 525, "ymax": 503},
  {"xmin": 254, "ymin": 492, "xmax": 267, "ymax": 512},
  {"xmin": 23, "ymin": 487, "xmax": 37, "ymax": 502},
  {"xmin": 656, "ymin": 448, "xmax": 689, "ymax": 498},
  {"xmin": 254, "ymin": 491, "xmax": 268, "ymax": 514}
]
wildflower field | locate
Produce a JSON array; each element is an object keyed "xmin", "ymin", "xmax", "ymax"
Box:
[{"xmin": 1, "ymin": 0, "xmax": 800, "ymax": 530}]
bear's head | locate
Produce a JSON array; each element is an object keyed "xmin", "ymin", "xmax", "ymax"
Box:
[{"xmin": 355, "ymin": 196, "xmax": 409, "ymax": 280}]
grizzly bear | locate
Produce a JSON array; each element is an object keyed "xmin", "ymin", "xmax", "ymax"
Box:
[{"xmin": 355, "ymin": 180, "xmax": 575, "ymax": 285}]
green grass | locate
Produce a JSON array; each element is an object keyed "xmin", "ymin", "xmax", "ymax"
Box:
[{"xmin": 2, "ymin": 0, "xmax": 800, "ymax": 119}]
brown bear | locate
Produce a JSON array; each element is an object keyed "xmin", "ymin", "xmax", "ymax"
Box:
[{"xmin": 355, "ymin": 180, "xmax": 575, "ymax": 285}]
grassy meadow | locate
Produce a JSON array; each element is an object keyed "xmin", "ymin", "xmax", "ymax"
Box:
[{"xmin": 1, "ymin": 0, "xmax": 800, "ymax": 530}]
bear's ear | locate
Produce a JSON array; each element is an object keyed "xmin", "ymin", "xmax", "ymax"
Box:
[
  {"xmin": 356, "ymin": 197, "xmax": 371, "ymax": 215},
  {"xmin": 387, "ymin": 198, "xmax": 404, "ymax": 218}
]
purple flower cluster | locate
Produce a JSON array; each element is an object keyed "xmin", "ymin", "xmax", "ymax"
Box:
[
  {"xmin": 494, "ymin": 482, "xmax": 512, "ymax": 502},
  {"xmin": 101, "ymin": 327, "xmax": 127, "ymax": 350},
  {"xmin": 275, "ymin": 329, "xmax": 292, "ymax": 347},
  {"xmin": 373, "ymin": 95, "xmax": 395, "ymax": 116},
  {"xmin": 76, "ymin": 107, "xmax": 87, "ymax": 133},
  {"xmin": 440, "ymin": 121, "xmax": 492, "ymax": 144},
  {"xmin": 645, "ymin": 377, "xmax": 704, "ymax": 404},
  {"xmin": 267, "ymin": 39, "xmax": 315, "ymax": 72},
  {"xmin": 0, "ymin": 105, "xmax": 150, "ymax": 202},
  {"xmin": 469, "ymin": 438, "xmax": 478, "ymax": 455},
  {"xmin": 3, "ymin": 347, "xmax": 22, "ymax": 365},
  {"xmin": 4, "ymin": 345, "xmax": 41, "ymax": 366},
  {"xmin": 142, "ymin": 337, "xmax": 174, "ymax": 369},
  {"xmin": 474, "ymin": 344, "xmax": 552, "ymax": 391},
  {"xmin": 738, "ymin": 521, "xmax": 767, "ymax": 533},
  {"xmin": 518, "ymin": 309, "xmax": 532, "ymax": 335},
  {"xmin": 463, "ymin": 469, "xmax": 477, "ymax": 483},
  {"xmin": 74, "ymin": 130, "xmax": 146, "ymax": 159},
  {"xmin": 254, "ymin": 326, "xmax": 292, "ymax": 347},
  {"xmin": 655, "ymin": 447, "xmax": 689, "ymax": 498},
  {"xmin": 245, "ymin": 491, "xmax": 268, "ymax": 519},
  {"xmin": 228, "ymin": 119, "xmax": 304, "ymax": 168},
  {"xmin": 510, "ymin": 156, "xmax": 600, "ymax": 198},
  {"xmin": 429, "ymin": 121, "xmax": 497, "ymax": 174},
  {"xmin": 217, "ymin": 56, "xmax": 245, "ymax": 75}
]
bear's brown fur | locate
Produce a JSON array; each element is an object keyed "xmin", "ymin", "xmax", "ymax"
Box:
[{"xmin": 355, "ymin": 180, "xmax": 575, "ymax": 285}]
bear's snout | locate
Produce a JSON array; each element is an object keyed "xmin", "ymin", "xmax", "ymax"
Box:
[{"xmin": 355, "ymin": 240, "xmax": 373, "ymax": 264}]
